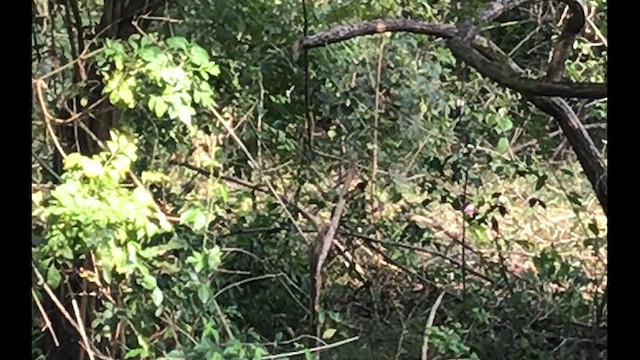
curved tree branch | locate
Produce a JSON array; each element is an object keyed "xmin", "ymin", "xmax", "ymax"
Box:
[
  {"xmin": 447, "ymin": 38, "xmax": 605, "ymax": 98},
  {"xmin": 530, "ymin": 96, "xmax": 607, "ymax": 214},
  {"xmin": 296, "ymin": 19, "xmax": 456, "ymax": 55},
  {"xmin": 547, "ymin": 0, "xmax": 587, "ymax": 81},
  {"xmin": 297, "ymin": 18, "xmax": 606, "ymax": 99}
]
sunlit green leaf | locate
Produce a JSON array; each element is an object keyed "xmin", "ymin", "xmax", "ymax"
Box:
[
  {"xmin": 496, "ymin": 117, "xmax": 513, "ymax": 133},
  {"xmin": 207, "ymin": 246, "xmax": 222, "ymax": 270},
  {"xmin": 118, "ymin": 85, "xmax": 135, "ymax": 108},
  {"xmin": 154, "ymin": 97, "xmax": 169, "ymax": 118},
  {"xmin": 495, "ymin": 137, "xmax": 509, "ymax": 153},
  {"xmin": 166, "ymin": 36, "xmax": 189, "ymax": 51},
  {"xmin": 189, "ymin": 45, "xmax": 210, "ymax": 65},
  {"xmin": 139, "ymin": 45, "xmax": 163, "ymax": 62},
  {"xmin": 322, "ymin": 328, "xmax": 337, "ymax": 339},
  {"xmin": 141, "ymin": 274, "xmax": 157, "ymax": 290},
  {"xmin": 151, "ymin": 287, "xmax": 164, "ymax": 306},
  {"xmin": 46, "ymin": 264, "xmax": 62, "ymax": 288}
]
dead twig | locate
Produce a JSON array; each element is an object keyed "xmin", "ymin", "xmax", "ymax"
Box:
[
  {"xmin": 309, "ymin": 158, "xmax": 357, "ymax": 339},
  {"xmin": 421, "ymin": 291, "xmax": 447, "ymax": 360},
  {"xmin": 32, "ymin": 288, "xmax": 60, "ymax": 347},
  {"xmin": 72, "ymin": 299, "xmax": 96, "ymax": 360}
]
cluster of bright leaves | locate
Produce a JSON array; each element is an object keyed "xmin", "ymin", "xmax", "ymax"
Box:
[
  {"xmin": 33, "ymin": 133, "xmax": 173, "ymax": 303},
  {"xmin": 97, "ymin": 34, "xmax": 220, "ymax": 126}
]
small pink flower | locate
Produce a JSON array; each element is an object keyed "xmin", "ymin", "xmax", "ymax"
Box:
[{"xmin": 464, "ymin": 203, "xmax": 475, "ymax": 216}]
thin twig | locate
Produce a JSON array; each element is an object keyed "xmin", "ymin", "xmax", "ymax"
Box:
[
  {"xmin": 214, "ymin": 274, "xmax": 279, "ymax": 299},
  {"xmin": 340, "ymin": 231, "xmax": 495, "ymax": 283},
  {"xmin": 212, "ymin": 299, "xmax": 235, "ymax": 340},
  {"xmin": 138, "ymin": 14, "xmax": 182, "ymax": 23},
  {"xmin": 33, "ymin": 264, "xmax": 81, "ymax": 332},
  {"xmin": 421, "ymin": 291, "xmax": 446, "ymax": 360},
  {"xmin": 33, "ymin": 264, "xmax": 103, "ymax": 358},
  {"xmin": 32, "ymin": 48, "xmax": 104, "ymax": 83},
  {"xmin": 32, "ymin": 153, "xmax": 64, "ymax": 183},
  {"xmin": 72, "ymin": 299, "xmax": 96, "ymax": 360},
  {"xmin": 394, "ymin": 305, "xmax": 417, "ymax": 360},
  {"xmin": 262, "ymin": 336, "xmax": 360, "ymax": 359},
  {"xmin": 32, "ymin": 288, "xmax": 60, "ymax": 347}
]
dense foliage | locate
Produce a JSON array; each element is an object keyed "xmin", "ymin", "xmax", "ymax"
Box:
[{"xmin": 32, "ymin": 0, "xmax": 607, "ymax": 359}]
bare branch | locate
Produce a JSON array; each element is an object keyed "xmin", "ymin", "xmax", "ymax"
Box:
[
  {"xmin": 478, "ymin": 0, "xmax": 538, "ymax": 23},
  {"xmin": 447, "ymin": 37, "xmax": 605, "ymax": 98},
  {"xmin": 296, "ymin": 19, "xmax": 456, "ymax": 55},
  {"xmin": 421, "ymin": 291, "xmax": 446, "ymax": 360},
  {"xmin": 298, "ymin": 18, "xmax": 606, "ymax": 99},
  {"xmin": 547, "ymin": 0, "xmax": 587, "ymax": 81},
  {"xmin": 529, "ymin": 96, "xmax": 607, "ymax": 214},
  {"xmin": 309, "ymin": 160, "xmax": 357, "ymax": 339}
]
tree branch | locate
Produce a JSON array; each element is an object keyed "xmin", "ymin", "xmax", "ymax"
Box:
[
  {"xmin": 547, "ymin": 0, "xmax": 587, "ymax": 81},
  {"xmin": 447, "ymin": 37, "xmax": 605, "ymax": 98},
  {"xmin": 297, "ymin": 18, "xmax": 606, "ymax": 99}
]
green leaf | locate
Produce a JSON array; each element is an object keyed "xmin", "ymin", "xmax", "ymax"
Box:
[
  {"xmin": 118, "ymin": 85, "xmax": 135, "ymax": 108},
  {"xmin": 198, "ymin": 285, "xmax": 210, "ymax": 304},
  {"xmin": 63, "ymin": 152, "xmax": 84, "ymax": 169},
  {"xmin": 141, "ymin": 171, "xmax": 169, "ymax": 184},
  {"xmin": 154, "ymin": 97, "xmax": 169, "ymax": 118},
  {"xmin": 561, "ymin": 168, "xmax": 574, "ymax": 176},
  {"xmin": 139, "ymin": 45, "xmax": 163, "ymax": 62},
  {"xmin": 46, "ymin": 264, "xmax": 62, "ymax": 288},
  {"xmin": 189, "ymin": 45, "xmax": 210, "ymax": 66},
  {"xmin": 157, "ymin": 350, "xmax": 186, "ymax": 360},
  {"xmin": 218, "ymin": 185, "xmax": 229, "ymax": 203},
  {"xmin": 207, "ymin": 247, "xmax": 222, "ymax": 270},
  {"xmin": 535, "ymin": 174, "xmax": 548, "ymax": 191},
  {"xmin": 60, "ymin": 246, "xmax": 74, "ymax": 260},
  {"xmin": 199, "ymin": 80, "xmax": 212, "ymax": 92},
  {"xmin": 147, "ymin": 95, "xmax": 157, "ymax": 113},
  {"xmin": 173, "ymin": 104, "xmax": 194, "ymax": 126},
  {"xmin": 253, "ymin": 347, "xmax": 268, "ymax": 359},
  {"xmin": 181, "ymin": 207, "xmax": 208, "ymax": 231},
  {"xmin": 128, "ymin": 34, "xmax": 141, "ymax": 49},
  {"xmin": 566, "ymin": 192, "xmax": 583, "ymax": 207},
  {"xmin": 496, "ymin": 117, "xmax": 513, "ymax": 133},
  {"xmin": 322, "ymin": 328, "xmax": 337, "ymax": 339},
  {"xmin": 141, "ymin": 274, "xmax": 157, "ymax": 290},
  {"xmin": 102, "ymin": 269, "xmax": 112, "ymax": 284},
  {"xmin": 495, "ymin": 137, "xmax": 509, "ymax": 153},
  {"xmin": 125, "ymin": 349, "xmax": 143, "ymax": 359},
  {"xmin": 166, "ymin": 36, "xmax": 189, "ymax": 51},
  {"xmin": 151, "ymin": 287, "xmax": 164, "ymax": 306},
  {"xmin": 205, "ymin": 63, "xmax": 221, "ymax": 77},
  {"xmin": 304, "ymin": 349, "xmax": 314, "ymax": 360},
  {"xmin": 114, "ymin": 56, "xmax": 124, "ymax": 71},
  {"xmin": 194, "ymin": 259, "xmax": 204, "ymax": 273},
  {"xmin": 109, "ymin": 90, "xmax": 121, "ymax": 105},
  {"xmin": 81, "ymin": 157, "xmax": 104, "ymax": 177}
]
